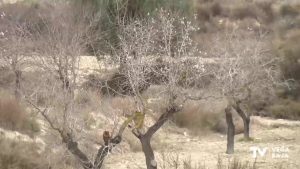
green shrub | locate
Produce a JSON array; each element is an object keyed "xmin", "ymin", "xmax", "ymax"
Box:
[
  {"xmin": 275, "ymin": 30, "xmax": 300, "ymax": 99},
  {"xmin": 81, "ymin": 0, "xmax": 194, "ymax": 17},
  {"xmin": 229, "ymin": 2, "xmax": 273, "ymax": 22},
  {"xmin": 268, "ymin": 99, "xmax": 300, "ymax": 120},
  {"xmin": 280, "ymin": 4, "xmax": 300, "ymax": 17},
  {"xmin": 83, "ymin": 112, "xmax": 97, "ymax": 130},
  {"xmin": 195, "ymin": 1, "xmax": 228, "ymax": 22},
  {"xmin": 75, "ymin": 0, "xmax": 194, "ymax": 55},
  {"xmin": 23, "ymin": 117, "xmax": 41, "ymax": 134},
  {"xmin": 255, "ymin": 1, "xmax": 274, "ymax": 23},
  {"xmin": 0, "ymin": 67, "xmax": 14, "ymax": 89},
  {"xmin": 230, "ymin": 4, "xmax": 258, "ymax": 20},
  {"xmin": 276, "ymin": 82, "xmax": 300, "ymax": 100},
  {"xmin": 83, "ymin": 72, "xmax": 151, "ymax": 96},
  {"xmin": 197, "ymin": 1, "xmax": 274, "ymax": 23},
  {"xmin": 280, "ymin": 48, "xmax": 300, "ymax": 82}
]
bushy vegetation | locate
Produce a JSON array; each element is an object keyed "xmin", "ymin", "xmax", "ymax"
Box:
[
  {"xmin": 0, "ymin": 94, "xmax": 40, "ymax": 136},
  {"xmin": 268, "ymin": 1, "xmax": 300, "ymax": 120},
  {"xmin": 173, "ymin": 100, "xmax": 247, "ymax": 135},
  {"xmin": 0, "ymin": 67, "xmax": 14, "ymax": 89},
  {"xmin": 174, "ymin": 102, "xmax": 221, "ymax": 134},
  {"xmin": 280, "ymin": 4, "xmax": 300, "ymax": 17},
  {"xmin": 71, "ymin": 0, "xmax": 194, "ymax": 55},
  {"xmin": 268, "ymin": 99, "xmax": 300, "ymax": 120},
  {"xmin": 76, "ymin": 0, "xmax": 193, "ymax": 17},
  {"xmin": 195, "ymin": 0, "xmax": 274, "ymax": 25},
  {"xmin": 277, "ymin": 32, "xmax": 300, "ymax": 84}
]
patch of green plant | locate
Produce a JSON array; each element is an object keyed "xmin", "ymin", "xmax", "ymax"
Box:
[
  {"xmin": 280, "ymin": 4, "xmax": 300, "ymax": 17},
  {"xmin": 238, "ymin": 137, "xmax": 255, "ymax": 142},
  {"xmin": 74, "ymin": 0, "xmax": 194, "ymax": 56}
]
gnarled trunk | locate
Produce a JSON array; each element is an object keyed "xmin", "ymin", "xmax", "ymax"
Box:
[
  {"xmin": 140, "ymin": 136, "xmax": 157, "ymax": 169},
  {"xmin": 225, "ymin": 106, "xmax": 235, "ymax": 154},
  {"xmin": 132, "ymin": 104, "xmax": 180, "ymax": 169},
  {"xmin": 233, "ymin": 101, "xmax": 251, "ymax": 139},
  {"xmin": 33, "ymin": 106, "xmax": 126, "ymax": 169}
]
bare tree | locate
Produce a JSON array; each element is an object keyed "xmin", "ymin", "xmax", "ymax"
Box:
[
  {"xmin": 210, "ymin": 30, "xmax": 280, "ymax": 153},
  {"xmin": 26, "ymin": 99, "xmax": 127, "ymax": 169},
  {"xmin": 112, "ymin": 10, "xmax": 205, "ymax": 169},
  {"xmin": 115, "ymin": 17, "xmax": 164, "ymax": 169},
  {"xmin": 23, "ymin": 2, "xmax": 127, "ymax": 169},
  {"xmin": 0, "ymin": 9, "xmax": 34, "ymax": 100}
]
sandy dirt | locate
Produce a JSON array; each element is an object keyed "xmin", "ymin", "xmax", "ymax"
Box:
[
  {"xmin": 1, "ymin": 57, "xmax": 297, "ymax": 169},
  {"xmin": 101, "ymin": 116, "xmax": 300, "ymax": 169},
  {"xmin": 76, "ymin": 56, "xmax": 300, "ymax": 169}
]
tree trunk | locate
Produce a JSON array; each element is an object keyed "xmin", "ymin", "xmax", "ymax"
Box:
[
  {"xmin": 132, "ymin": 103, "xmax": 180, "ymax": 169},
  {"xmin": 233, "ymin": 102, "xmax": 250, "ymax": 140},
  {"xmin": 244, "ymin": 117, "xmax": 250, "ymax": 139},
  {"xmin": 14, "ymin": 70, "xmax": 22, "ymax": 101},
  {"xmin": 225, "ymin": 106, "xmax": 235, "ymax": 154},
  {"xmin": 140, "ymin": 136, "xmax": 157, "ymax": 169},
  {"xmin": 93, "ymin": 135, "xmax": 122, "ymax": 169}
]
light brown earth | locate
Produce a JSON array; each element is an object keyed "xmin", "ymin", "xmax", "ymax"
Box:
[
  {"xmin": 0, "ymin": 55, "xmax": 293, "ymax": 169},
  {"xmin": 77, "ymin": 56, "xmax": 300, "ymax": 169},
  {"xmin": 2, "ymin": 57, "xmax": 299, "ymax": 169},
  {"xmin": 103, "ymin": 116, "xmax": 300, "ymax": 169}
]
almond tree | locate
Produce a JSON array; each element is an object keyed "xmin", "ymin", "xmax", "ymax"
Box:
[
  {"xmin": 210, "ymin": 30, "xmax": 280, "ymax": 154},
  {"xmin": 112, "ymin": 11, "xmax": 207, "ymax": 169},
  {"xmin": 24, "ymin": 2, "xmax": 127, "ymax": 169},
  {"xmin": 0, "ymin": 9, "xmax": 34, "ymax": 100}
]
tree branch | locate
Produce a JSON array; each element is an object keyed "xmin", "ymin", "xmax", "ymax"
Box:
[
  {"xmin": 26, "ymin": 98, "xmax": 93, "ymax": 168},
  {"xmin": 145, "ymin": 105, "xmax": 181, "ymax": 138}
]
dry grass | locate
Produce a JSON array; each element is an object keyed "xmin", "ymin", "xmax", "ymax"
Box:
[
  {"xmin": 109, "ymin": 96, "xmax": 136, "ymax": 116},
  {"xmin": 159, "ymin": 152, "xmax": 260, "ymax": 169},
  {"xmin": 173, "ymin": 100, "xmax": 245, "ymax": 135},
  {"xmin": 173, "ymin": 101, "xmax": 223, "ymax": 135},
  {"xmin": 124, "ymin": 130, "xmax": 142, "ymax": 152},
  {"xmin": 174, "ymin": 106, "xmax": 216, "ymax": 135},
  {"xmin": 0, "ymin": 136, "xmax": 47, "ymax": 169},
  {"xmin": 75, "ymin": 89, "xmax": 101, "ymax": 110},
  {"xmin": 0, "ymin": 97, "xmax": 25, "ymax": 130},
  {"xmin": 123, "ymin": 129, "xmax": 165, "ymax": 152}
]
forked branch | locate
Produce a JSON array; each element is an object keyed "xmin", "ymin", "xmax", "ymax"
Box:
[{"xmin": 26, "ymin": 99, "xmax": 126, "ymax": 169}]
